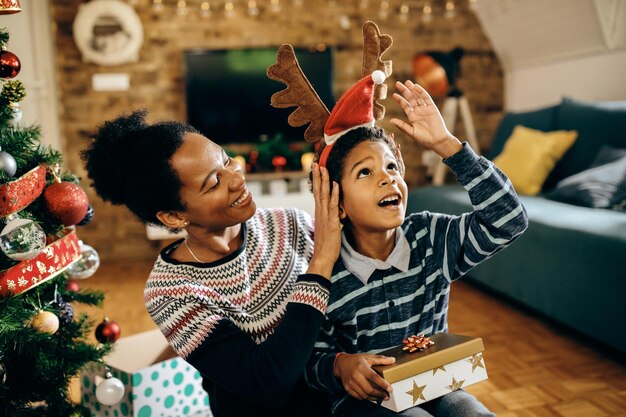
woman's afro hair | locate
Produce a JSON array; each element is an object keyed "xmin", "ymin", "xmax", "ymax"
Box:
[{"xmin": 81, "ymin": 110, "xmax": 199, "ymax": 224}]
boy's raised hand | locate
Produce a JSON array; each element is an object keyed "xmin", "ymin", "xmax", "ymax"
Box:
[
  {"xmin": 335, "ymin": 353, "xmax": 395, "ymax": 402},
  {"xmin": 390, "ymin": 81, "xmax": 462, "ymax": 159}
]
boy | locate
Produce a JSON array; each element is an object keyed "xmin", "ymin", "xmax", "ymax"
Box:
[{"xmin": 303, "ymin": 75, "xmax": 528, "ymax": 417}]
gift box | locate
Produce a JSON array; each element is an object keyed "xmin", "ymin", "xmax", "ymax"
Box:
[
  {"xmin": 372, "ymin": 333, "xmax": 488, "ymax": 412},
  {"xmin": 81, "ymin": 329, "xmax": 211, "ymax": 417}
]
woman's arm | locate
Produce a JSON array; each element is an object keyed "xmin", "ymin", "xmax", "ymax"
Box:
[{"xmin": 182, "ymin": 276, "xmax": 330, "ymax": 408}]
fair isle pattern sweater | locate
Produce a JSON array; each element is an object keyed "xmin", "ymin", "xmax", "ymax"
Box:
[
  {"xmin": 144, "ymin": 208, "xmax": 331, "ymax": 417},
  {"xmin": 304, "ymin": 144, "xmax": 529, "ymax": 413}
]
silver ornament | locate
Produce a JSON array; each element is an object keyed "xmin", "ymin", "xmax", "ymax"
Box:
[
  {"xmin": 0, "ymin": 151, "xmax": 17, "ymax": 177},
  {"xmin": 67, "ymin": 240, "xmax": 100, "ymax": 279}
]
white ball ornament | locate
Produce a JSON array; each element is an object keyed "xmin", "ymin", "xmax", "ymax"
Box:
[
  {"xmin": 96, "ymin": 372, "xmax": 125, "ymax": 405},
  {"xmin": 371, "ymin": 70, "xmax": 386, "ymax": 85},
  {"xmin": 31, "ymin": 310, "xmax": 60, "ymax": 334}
]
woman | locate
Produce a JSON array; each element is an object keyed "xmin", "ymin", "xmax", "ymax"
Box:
[{"xmin": 82, "ymin": 110, "xmax": 341, "ymax": 417}]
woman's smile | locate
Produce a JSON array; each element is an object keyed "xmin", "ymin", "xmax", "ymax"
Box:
[{"xmin": 230, "ymin": 187, "xmax": 252, "ymax": 208}]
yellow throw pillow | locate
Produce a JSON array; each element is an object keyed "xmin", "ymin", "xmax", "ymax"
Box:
[{"xmin": 492, "ymin": 125, "xmax": 578, "ymax": 195}]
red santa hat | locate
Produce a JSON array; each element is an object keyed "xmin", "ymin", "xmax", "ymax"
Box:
[{"xmin": 319, "ymin": 70, "xmax": 387, "ymax": 167}]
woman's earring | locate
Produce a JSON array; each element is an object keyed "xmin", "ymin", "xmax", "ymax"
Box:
[{"xmin": 183, "ymin": 220, "xmax": 190, "ymax": 227}]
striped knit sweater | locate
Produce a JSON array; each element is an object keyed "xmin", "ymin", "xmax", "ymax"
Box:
[
  {"xmin": 144, "ymin": 208, "xmax": 331, "ymax": 417},
  {"xmin": 304, "ymin": 144, "xmax": 529, "ymax": 413}
]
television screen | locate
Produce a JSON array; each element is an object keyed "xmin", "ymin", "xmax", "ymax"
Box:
[{"xmin": 184, "ymin": 48, "xmax": 335, "ymax": 145}]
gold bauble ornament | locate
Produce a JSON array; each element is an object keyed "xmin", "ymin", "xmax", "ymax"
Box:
[{"xmin": 31, "ymin": 310, "xmax": 60, "ymax": 334}]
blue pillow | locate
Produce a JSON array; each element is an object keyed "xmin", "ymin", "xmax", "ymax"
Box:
[
  {"xmin": 487, "ymin": 104, "xmax": 559, "ymax": 160},
  {"xmin": 545, "ymin": 155, "xmax": 626, "ymax": 211},
  {"xmin": 545, "ymin": 97, "xmax": 626, "ymax": 190}
]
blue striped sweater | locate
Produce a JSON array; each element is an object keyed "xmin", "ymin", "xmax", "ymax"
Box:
[{"xmin": 304, "ymin": 144, "xmax": 528, "ymax": 412}]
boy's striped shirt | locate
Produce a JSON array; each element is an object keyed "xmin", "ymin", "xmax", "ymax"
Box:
[{"xmin": 304, "ymin": 144, "xmax": 528, "ymax": 412}]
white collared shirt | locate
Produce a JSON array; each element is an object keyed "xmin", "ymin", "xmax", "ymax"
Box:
[{"xmin": 340, "ymin": 226, "xmax": 411, "ymax": 285}]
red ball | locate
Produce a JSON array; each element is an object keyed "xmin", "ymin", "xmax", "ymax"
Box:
[
  {"xmin": 65, "ymin": 279, "xmax": 80, "ymax": 292},
  {"xmin": 95, "ymin": 318, "xmax": 121, "ymax": 344},
  {"xmin": 43, "ymin": 182, "xmax": 89, "ymax": 226},
  {"xmin": 0, "ymin": 50, "xmax": 21, "ymax": 78}
]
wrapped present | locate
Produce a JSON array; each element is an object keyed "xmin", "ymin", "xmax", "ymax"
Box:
[
  {"xmin": 372, "ymin": 333, "xmax": 488, "ymax": 412},
  {"xmin": 81, "ymin": 329, "xmax": 211, "ymax": 417}
]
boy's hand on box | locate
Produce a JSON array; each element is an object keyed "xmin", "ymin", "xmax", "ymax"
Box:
[
  {"xmin": 390, "ymin": 81, "xmax": 462, "ymax": 159},
  {"xmin": 335, "ymin": 353, "xmax": 395, "ymax": 402}
]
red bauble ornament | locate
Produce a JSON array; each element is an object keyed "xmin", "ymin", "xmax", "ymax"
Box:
[
  {"xmin": 65, "ymin": 279, "xmax": 80, "ymax": 292},
  {"xmin": 0, "ymin": 50, "xmax": 21, "ymax": 79},
  {"xmin": 95, "ymin": 317, "xmax": 121, "ymax": 344},
  {"xmin": 43, "ymin": 182, "xmax": 89, "ymax": 226}
]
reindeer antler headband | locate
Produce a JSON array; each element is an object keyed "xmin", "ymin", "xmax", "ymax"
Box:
[{"xmin": 267, "ymin": 21, "xmax": 393, "ymax": 167}]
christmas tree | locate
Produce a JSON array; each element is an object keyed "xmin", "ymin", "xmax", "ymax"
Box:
[{"xmin": 0, "ymin": 14, "xmax": 117, "ymax": 417}]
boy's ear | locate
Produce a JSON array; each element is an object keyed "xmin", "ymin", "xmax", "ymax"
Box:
[
  {"xmin": 156, "ymin": 210, "xmax": 188, "ymax": 229},
  {"xmin": 338, "ymin": 200, "xmax": 348, "ymax": 221}
]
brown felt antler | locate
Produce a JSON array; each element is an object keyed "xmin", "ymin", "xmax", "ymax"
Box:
[
  {"xmin": 361, "ymin": 21, "xmax": 393, "ymax": 120},
  {"xmin": 267, "ymin": 22, "xmax": 393, "ymax": 144},
  {"xmin": 267, "ymin": 45, "xmax": 331, "ymax": 143}
]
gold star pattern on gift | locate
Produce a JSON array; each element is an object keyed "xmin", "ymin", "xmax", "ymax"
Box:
[
  {"xmin": 467, "ymin": 353, "xmax": 484, "ymax": 372},
  {"xmin": 432, "ymin": 365, "xmax": 447, "ymax": 375},
  {"xmin": 446, "ymin": 376, "xmax": 465, "ymax": 391},
  {"xmin": 406, "ymin": 380, "xmax": 426, "ymax": 405}
]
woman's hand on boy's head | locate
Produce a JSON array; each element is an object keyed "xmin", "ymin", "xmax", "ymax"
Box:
[
  {"xmin": 390, "ymin": 81, "xmax": 462, "ymax": 159},
  {"xmin": 308, "ymin": 163, "xmax": 342, "ymax": 279},
  {"xmin": 335, "ymin": 353, "xmax": 395, "ymax": 402}
]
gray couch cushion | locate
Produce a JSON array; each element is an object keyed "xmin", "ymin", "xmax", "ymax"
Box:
[
  {"xmin": 545, "ymin": 98, "xmax": 626, "ymax": 190},
  {"xmin": 590, "ymin": 145, "xmax": 626, "ymax": 168},
  {"xmin": 545, "ymin": 155, "xmax": 626, "ymax": 211}
]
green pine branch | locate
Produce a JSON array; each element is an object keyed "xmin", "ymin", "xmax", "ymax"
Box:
[
  {"xmin": 0, "ymin": 28, "xmax": 8, "ymax": 50},
  {"xmin": 0, "ymin": 276, "xmax": 110, "ymax": 416}
]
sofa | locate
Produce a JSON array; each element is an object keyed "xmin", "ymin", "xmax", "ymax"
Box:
[{"xmin": 406, "ymin": 97, "xmax": 626, "ymax": 355}]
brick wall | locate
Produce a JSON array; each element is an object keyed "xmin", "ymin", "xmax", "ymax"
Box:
[{"xmin": 51, "ymin": 0, "xmax": 503, "ymax": 260}]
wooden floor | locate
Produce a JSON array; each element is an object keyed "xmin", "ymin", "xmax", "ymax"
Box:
[{"xmin": 76, "ymin": 259, "xmax": 626, "ymax": 417}]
